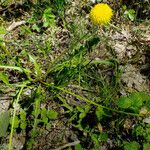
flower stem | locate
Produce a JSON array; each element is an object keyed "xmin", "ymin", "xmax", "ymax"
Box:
[{"xmin": 41, "ymin": 81, "xmax": 140, "ymax": 117}]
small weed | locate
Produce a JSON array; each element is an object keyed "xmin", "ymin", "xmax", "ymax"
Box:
[{"xmin": 123, "ymin": 5, "xmax": 136, "ymax": 21}]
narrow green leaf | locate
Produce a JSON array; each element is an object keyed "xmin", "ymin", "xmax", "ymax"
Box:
[
  {"xmin": 0, "ymin": 65, "xmax": 23, "ymax": 72},
  {"xmin": 28, "ymin": 54, "xmax": 42, "ymax": 79},
  {"xmin": 0, "ymin": 111, "xmax": 9, "ymax": 137},
  {"xmin": 0, "ymin": 72, "xmax": 9, "ymax": 84}
]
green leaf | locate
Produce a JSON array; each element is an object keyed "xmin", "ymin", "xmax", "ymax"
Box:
[
  {"xmin": 43, "ymin": 22, "xmax": 49, "ymax": 28},
  {"xmin": 122, "ymin": 5, "xmax": 127, "ymax": 10},
  {"xmin": 143, "ymin": 143, "xmax": 150, "ymax": 150},
  {"xmin": 20, "ymin": 26, "xmax": 32, "ymax": 36},
  {"xmin": 46, "ymin": 123, "xmax": 51, "ymax": 130},
  {"xmin": 41, "ymin": 108, "xmax": 47, "ymax": 118},
  {"xmin": 0, "ymin": 26, "xmax": 7, "ymax": 35},
  {"xmin": 117, "ymin": 96, "xmax": 132, "ymax": 109},
  {"xmin": 32, "ymin": 86, "xmax": 42, "ymax": 136},
  {"xmin": 43, "ymin": 8, "xmax": 55, "ymax": 27},
  {"xmin": 28, "ymin": 54, "xmax": 42, "ymax": 79},
  {"xmin": 10, "ymin": 115, "xmax": 19, "ymax": 129},
  {"xmin": 124, "ymin": 141, "xmax": 140, "ymax": 150},
  {"xmin": 79, "ymin": 112, "xmax": 86, "ymax": 119},
  {"xmin": 61, "ymin": 102, "xmax": 73, "ymax": 112},
  {"xmin": 20, "ymin": 110, "xmax": 27, "ymax": 130},
  {"xmin": 20, "ymin": 110, "xmax": 26, "ymax": 121},
  {"xmin": 47, "ymin": 110, "xmax": 58, "ymax": 119},
  {"xmin": 98, "ymin": 133, "xmax": 108, "ymax": 142},
  {"xmin": 145, "ymin": 127, "xmax": 150, "ymax": 142},
  {"xmin": 42, "ymin": 116, "xmax": 48, "ymax": 124},
  {"xmin": 137, "ymin": 92, "xmax": 150, "ymax": 102},
  {"xmin": 0, "ymin": 65, "xmax": 31, "ymax": 80},
  {"xmin": 27, "ymin": 138, "xmax": 35, "ymax": 150},
  {"xmin": 135, "ymin": 125, "xmax": 144, "ymax": 136},
  {"xmin": 89, "ymin": 60, "xmax": 114, "ymax": 66},
  {"xmin": 0, "ymin": 65, "xmax": 24, "ymax": 72},
  {"xmin": 146, "ymin": 100, "xmax": 150, "ymax": 110},
  {"xmin": 20, "ymin": 122, "xmax": 27, "ymax": 130},
  {"xmin": 0, "ymin": 111, "xmax": 10, "ymax": 137},
  {"xmin": 96, "ymin": 107, "xmax": 104, "ymax": 121},
  {"xmin": 75, "ymin": 144, "xmax": 83, "ymax": 150},
  {"xmin": 0, "ymin": 72, "xmax": 9, "ymax": 84},
  {"xmin": 91, "ymin": 134, "xmax": 99, "ymax": 146},
  {"xmin": 32, "ymin": 24, "xmax": 40, "ymax": 32},
  {"xmin": 129, "ymin": 92, "xmax": 144, "ymax": 108},
  {"xmin": 77, "ymin": 106, "xmax": 84, "ymax": 113},
  {"xmin": 128, "ymin": 13, "xmax": 135, "ymax": 21},
  {"xmin": 124, "ymin": 9, "xmax": 135, "ymax": 21}
]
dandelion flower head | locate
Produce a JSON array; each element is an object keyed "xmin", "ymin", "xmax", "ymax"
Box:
[{"xmin": 90, "ymin": 3, "xmax": 113, "ymax": 25}]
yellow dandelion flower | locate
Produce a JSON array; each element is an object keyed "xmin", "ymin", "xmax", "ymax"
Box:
[{"xmin": 90, "ymin": 3, "xmax": 113, "ymax": 25}]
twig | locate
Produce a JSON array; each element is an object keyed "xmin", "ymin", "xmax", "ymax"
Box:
[
  {"xmin": 7, "ymin": 21, "xmax": 26, "ymax": 31},
  {"xmin": 53, "ymin": 140, "xmax": 80, "ymax": 150},
  {"xmin": 0, "ymin": 96, "xmax": 12, "ymax": 100}
]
